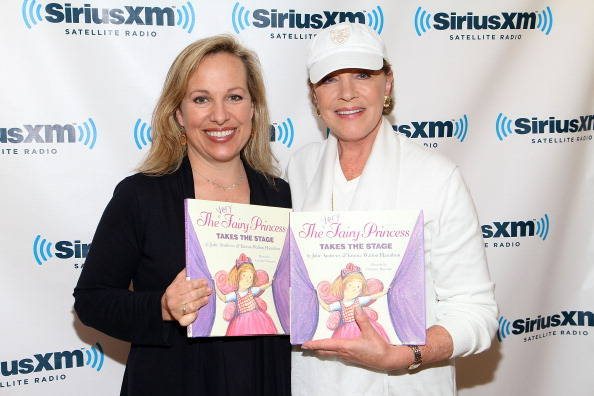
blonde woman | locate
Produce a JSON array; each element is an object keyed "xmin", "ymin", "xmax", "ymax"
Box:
[{"xmin": 74, "ymin": 35, "xmax": 291, "ymax": 396}]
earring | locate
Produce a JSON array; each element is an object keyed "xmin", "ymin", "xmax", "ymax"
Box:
[
  {"xmin": 383, "ymin": 96, "xmax": 392, "ymax": 109},
  {"xmin": 315, "ymin": 107, "xmax": 321, "ymax": 117}
]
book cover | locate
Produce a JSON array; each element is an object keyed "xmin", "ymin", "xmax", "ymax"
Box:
[
  {"xmin": 184, "ymin": 199, "xmax": 291, "ymax": 337},
  {"xmin": 289, "ymin": 210, "xmax": 426, "ymax": 345}
]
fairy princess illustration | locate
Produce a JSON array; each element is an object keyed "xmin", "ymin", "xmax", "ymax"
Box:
[
  {"xmin": 215, "ymin": 253, "xmax": 278, "ymax": 336},
  {"xmin": 317, "ymin": 263, "xmax": 390, "ymax": 341}
]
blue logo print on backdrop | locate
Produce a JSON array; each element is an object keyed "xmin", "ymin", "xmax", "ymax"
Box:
[
  {"xmin": 33, "ymin": 234, "xmax": 90, "ymax": 269},
  {"xmin": 414, "ymin": 5, "xmax": 554, "ymax": 41},
  {"xmin": 392, "ymin": 114, "xmax": 468, "ymax": 149},
  {"xmin": 231, "ymin": 3, "xmax": 384, "ymax": 39},
  {"xmin": 496, "ymin": 113, "xmax": 593, "ymax": 145},
  {"xmin": 497, "ymin": 312, "xmax": 592, "ymax": 343},
  {"xmin": 482, "ymin": 213, "xmax": 550, "ymax": 248},
  {"xmin": 21, "ymin": 0, "xmax": 196, "ymax": 37},
  {"xmin": 269, "ymin": 118, "xmax": 295, "ymax": 149},
  {"xmin": 133, "ymin": 119, "xmax": 152, "ymax": 150},
  {"xmin": 1, "ymin": 342, "xmax": 104, "ymax": 388},
  {"xmin": 0, "ymin": 118, "xmax": 97, "ymax": 157}
]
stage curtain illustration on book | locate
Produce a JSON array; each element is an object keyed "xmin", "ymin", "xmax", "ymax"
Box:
[
  {"xmin": 184, "ymin": 201, "xmax": 216, "ymax": 337},
  {"xmin": 388, "ymin": 211, "xmax": 425, "ymax": 343},
  {"xmin": 272, "ymin": 228, "xmax": 291, "ymax": 333},
  {"xmin": 288, "ymin": 229, "xmax": 319, "ymax": 343}
]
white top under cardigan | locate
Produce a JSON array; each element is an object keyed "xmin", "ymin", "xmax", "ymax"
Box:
[{"xmin": 287, "ymin": 118, "xmax": 498, "ymax": 396}]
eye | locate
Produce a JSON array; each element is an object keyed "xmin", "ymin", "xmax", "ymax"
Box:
[
  {"xmin": 192, "ymin": 96, "xmax": 209, "ymax": 104},
  {"xmin": 228, "ymin": 94, "xmax": 244, "ymax": 102},
  {"xmin": 356, "ymin": 72, "xmax": 371, "ymax": 79},
  {"xmin": 319, "ymin": 75, "xmax": 338, "ymax": 85}
]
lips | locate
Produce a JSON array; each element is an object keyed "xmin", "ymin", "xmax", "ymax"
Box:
[
  {"xmin": 335, "ymin": 107, "xmax": 364, "ymax": 117},
  {"xmin": 205, "ymin": 128, "xmax": 235, "ymax": 138},
  {"xmin": 204, "ymin": 127, "xmax": 236, "ymax": 142}
]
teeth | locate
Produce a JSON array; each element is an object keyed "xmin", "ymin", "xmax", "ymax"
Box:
[
  {"xmin": 337, "ymin": 109, "xmax": 363, "ymax": 115},
  {"xmin": 206, "ymin": 129, "xmax": 235, "ymax": 138}
]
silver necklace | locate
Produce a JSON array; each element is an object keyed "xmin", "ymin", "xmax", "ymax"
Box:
[{"xmin": 194, "ymin": 169, "xmax": 245, "ymax": 191}]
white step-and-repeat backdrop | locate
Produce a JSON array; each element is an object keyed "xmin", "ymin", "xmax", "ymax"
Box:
[{"xmin": 1, "ymin": 0, "xmax": 592, "ymax": 394}]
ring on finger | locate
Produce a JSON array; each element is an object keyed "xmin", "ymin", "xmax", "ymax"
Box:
[{"xmin": 182, "ymin": 303, "xmax": 187, "ymax": 315}]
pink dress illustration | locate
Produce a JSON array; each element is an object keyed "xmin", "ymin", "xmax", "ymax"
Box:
[
  {"xmin": 318, "ymin": 263, "xmax": 390, "ymax": 342},
  {"xmin": 215, "ymin": 253, "xmax": 277, "ymax": 336}
]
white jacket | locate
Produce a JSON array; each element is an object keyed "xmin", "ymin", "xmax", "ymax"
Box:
[{"xmin": 287, "ymin": 118, "xmax": 498, "ymax": 396}]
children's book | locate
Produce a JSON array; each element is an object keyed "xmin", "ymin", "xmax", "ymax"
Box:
[
  {"xmin": 185, "ymin": 199, "xmax": 291, "ymax": 337},
  {"xmin": 289, "ymin": 210, "xmax": 426, "ymax": 345}
]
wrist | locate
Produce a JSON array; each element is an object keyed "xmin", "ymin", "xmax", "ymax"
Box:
[
  {"xmin": 406, "ymin": 345, "xmax": 422, "ymax": 370},
  {"xmin": 383, "ymin": 345, "xmax": 410, "ymax": 371}
]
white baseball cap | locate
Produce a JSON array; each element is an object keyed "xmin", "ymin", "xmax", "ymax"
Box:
[{"xmin": 307, "ymin": 22, "xmax": 387, "ymax": 84}]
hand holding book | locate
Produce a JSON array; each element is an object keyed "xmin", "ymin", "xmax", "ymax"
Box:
[{"xmin": 161, "ymin": 269, "xmax": 212, "ymax": 327}]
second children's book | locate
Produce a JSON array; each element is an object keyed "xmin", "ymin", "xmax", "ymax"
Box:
[{"xmin": 289, "ymin": 210, "xmax": 426, "ymax": 345}]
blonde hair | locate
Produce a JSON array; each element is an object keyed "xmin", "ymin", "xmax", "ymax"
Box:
[
  {"xmin": 228, "ymin": 263, "xmax": 256, "ymax": 289},
  {"xmin": 330, "ymin": 273, "xmax": 368, "ymax": 299},
  {"xmin": 139, "ymin": 35, "xmax": 278, "ymax": 178}
]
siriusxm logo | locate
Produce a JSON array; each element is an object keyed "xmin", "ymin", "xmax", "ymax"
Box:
[
  {"xmin": 392, "ymin": 114, "xmax": 469, "ymax": 142},
  {"xmin": 482, "ymin": 213, "xmax": 550, "ymax": 240},
  {"xmin": 33, "ymin": 235, "xmax": 90, "ymax": 266},
  {"xmin": 232, "ymin": 3, "xmax": 384, "ymax": 34},
  {"xmin": 498, "ymin": 312, "xmax": 593, "ymax": 342},
  {"xmin": 1, "ymin": 118, "xmax": 97, "ymax": 149},
  {"xmin": 1, "ymin": 343, "xmax": 104, "ymax": 376},
  {"xmin": 496, "ymin": 113, "xmax": 594, "ymax": 141},
  {"xmin": 269, "ymin": 118, "xmax": 295, "ymax": 148},
  {"xmin": 133, "ymin": 118, "xmax": 152, "ymax": 150},
  {"xmin": 414, "ymin": 6, "xmax": 553, "ymax": 36},
  {"xmin": 21, "ymin": 0, "xmax": 196, "ymax": 33}
]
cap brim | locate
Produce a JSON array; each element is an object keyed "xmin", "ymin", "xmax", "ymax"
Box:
[{"xmin": 309, "ymin": 52, "xmax": 383, "ymax": 84}]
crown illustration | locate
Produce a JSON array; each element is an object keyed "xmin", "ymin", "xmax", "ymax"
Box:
[
  {"xmin": 341, "ymin": 263, "xmax": 362, "ymax": 278},
  {"xmin": 235, "ymin": 253, "xmax": 253, "ymax": 268}
]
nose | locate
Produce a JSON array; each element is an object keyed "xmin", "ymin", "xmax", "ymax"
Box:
[
  {"xmin": 210, "ymin": 99, "xmax": 230, "ymax": 124},
  {"xmin": 338, "ymin": 76, "xmax": 357, "ymax": 101}
]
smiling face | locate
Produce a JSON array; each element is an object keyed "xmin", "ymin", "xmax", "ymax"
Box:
[
  {"xmin": 175, "ymin": 52, "xmax": 254, "ymax": 166},
  {"xmin": 237, "ymin": 266, "xmax": 255, "ymax": 290},
  {"xmin": 313, "ymin": 68, "xmax": 392, "ymax": 144}
]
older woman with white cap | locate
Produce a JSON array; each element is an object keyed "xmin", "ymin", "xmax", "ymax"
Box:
[{"xmin": 287, "ymin": 22, "xmax": 498, "ymax": 395}]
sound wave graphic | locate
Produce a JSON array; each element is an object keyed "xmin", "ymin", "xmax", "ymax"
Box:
[
  {"xmin": 272, "ymin": 118, "xmax": 295, "ymax": 148},
  {"xmin": 22, "ymin": 0, "xmax": 43, "ymax": 29},
  {"xmin": 133, "ymin": 118, "xmax": 152, "ymax": 150},
  {"xmin": 366, "ymin": 5, "xmax": 384, "ymax": 35},
  {"xmin": 535, "ymin": 213, "xmax": 550, "ymax": 241},
  {"xmin": 84, "ymin": 343, "xmax": 104, "ymax": 372},
  {"xmin": 33, "ymin": 235, "xmax": 53, "ymax": 266},
  {"xmin": 537, "ymin": 6, "xmax": 553, "ymax": 35},
  {"xmin": 232, "ymin": 2, "xmax": 251, "ymax": 34},
  {"xmin": 413, "ymin": 7, "xmax": 432, "ymax": 36},
  {"xmin": 77, "ymin": 117, "xmax": 98, "ymax": 149},
  {"xmin": 453, "ymin": 114, "xmax": 469, "ymax": 142},
  {"xmin": 176, "ymin": 1, "xmax": 196, "ymax": 34},
  {"xmin": 497, "ymin": 316, "xmax": 511, "ymax": 341},
  {"xmin": 495, "ymin": 113, "xmax": 514, "ymax": 141}
]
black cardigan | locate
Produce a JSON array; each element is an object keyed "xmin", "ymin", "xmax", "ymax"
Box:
[{"xmin": 74, "ymin": 157, "xmax": 291, "ymax": 396}]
